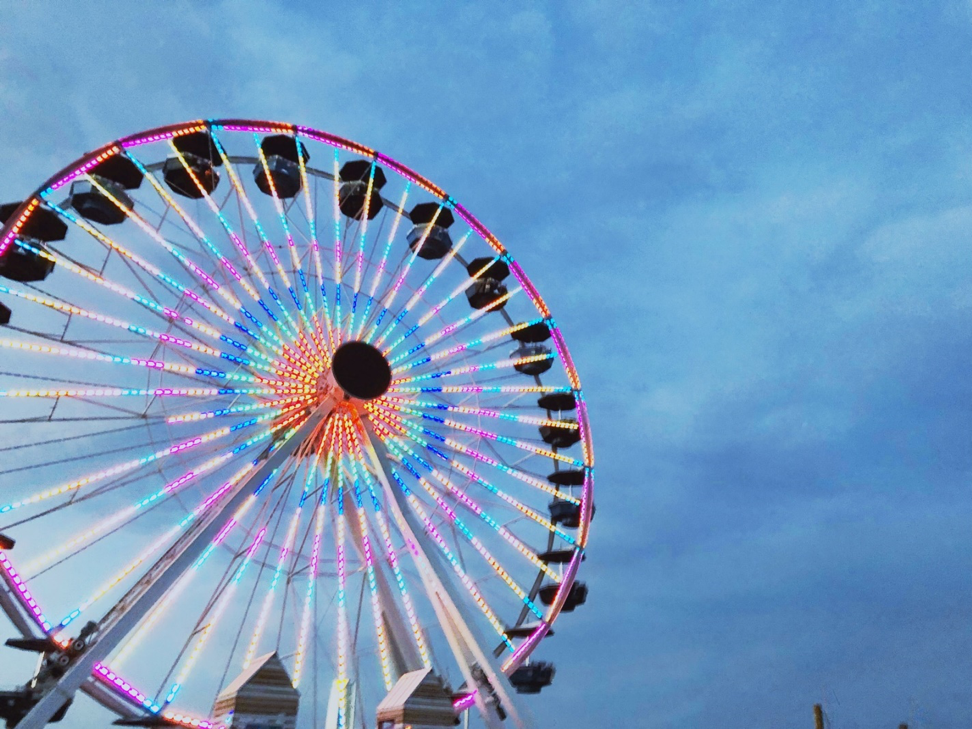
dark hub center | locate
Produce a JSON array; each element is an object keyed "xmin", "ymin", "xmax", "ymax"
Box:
[{"xmin": 330, "ymin": 341, "xmax": 392, "ymax": 400}]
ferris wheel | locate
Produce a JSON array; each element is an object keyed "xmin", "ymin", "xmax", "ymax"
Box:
[{"xmin": 0, "ymin": 120, "xmax": 594, "ymax": 729}]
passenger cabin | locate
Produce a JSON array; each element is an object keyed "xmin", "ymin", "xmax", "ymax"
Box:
[
  {"xmin": 407, "ymin": 203, "xmax": 454, "ymax": 260},
  {"xmin": 165, "ymin": 130, "xmax": 222, "ymax": 199},
  {"xmin": 465, "ymin": 257, "xmax": 509, "ymax": 310},
  {"xmin": 539, "ymin": 581, "xmax": 588, "ymax": 612},
  {"xmin": 512, "ymin": 343, "xmax": 553, "ymax": 376},
  {"xmin": 538, "ymin": 420, "xmax": 581, "ymax": 449},
  {"xmin": 68, "ymin": 154, "xmax": 142, "ymax": 225},
  {"xmin": 508, "ymin": 662, "xmax": 555, "ymax": 695},
  {"xmin": 0, "ymin": 203, "xmax": 68, "ymax": 242},
  {"xmin": 537, "ymin": 549, "xmax": 580, "ymax": 565},
  {"xmin": 0, "ymin": 203, "xmax": 65, "ymax": 284},
  {"xmin": 338, "ymin": 160, "xmax": 387, "ymax": 220},
  {"xmin": 537, "ymin": 391, "xmax": 575, "ymax": 412},
  {"xmin": 549, "ymin": 498, "xmax": 581, "ymax": 528},
  {"xmin": 510, "ymin": 321, "xmax": 550, "ymax": 343},
  {"xmin": 547, "ymin": 469, "xmax": 585, "ymax": 486},
  {"xmin": 0, "ymin": 242, "xmax": 54, "ymax": 282},
  {"xmin": 504, "ymin": 621, "xmax": 552, "ymax": 639},
  {"xmin": 211, "ymin": 652, "xmax": 299, "ymax": 729},
  {"xmin": 254, "ymin": 135, "xmax": 309, "ymax": 199},
  {"xmin": 375, "ymin": 668, "xmax": 458, "ymax": 729}
]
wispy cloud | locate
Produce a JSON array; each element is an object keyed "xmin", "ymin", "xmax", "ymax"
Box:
[{"xmin": 0, "ymin": 1, "xmax": 969, "ymax": 726}]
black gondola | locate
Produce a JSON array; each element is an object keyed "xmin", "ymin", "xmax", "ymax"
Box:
[
  {"xmin": 538, "ymin": 391, "xmax": 576, "ymax": 411},
  {"xmin": 465, "ymin": 256, "xmax": 509, "ymax": 281},
  {"xmin": 338, "ymin": 159, "xmax": 387, "ymax": 219},
  {"xmin": 406, "ymin": 202, "xmax": 454, "ymax": 259},
  {"xmin": 68, "ymin": 177, "xmax": 133, "ymax": 225},
  {"xmin": 67, "ymin": 152, "xmax": 143, "ymax": 225},
  {"xmin": 537, "ymin": 549, "xmax": 582, "ymax": 564},
  {"xmin": 513, "ymin": 343, "xmax": 553, "ymax": 375},
  {"xmin": 503, "ymin": 622, "xmax": 553, "ymax": 639},
  {"xmin": 547, "ymin": 469, "xmax": 585, "ymax": 487},
  {"xmin": 407, "ymin": 225, "xmax": 452, "ymax": 260},
  {"xmin": 90, "ymin": 155, "xmax": 144, "ymax": 190},
  {"xmin": 164, "ymin": 154, "xmax": 220, "ymax": 199},
  {"xmin": 173, "ymin": 130, "xmax": 222, "ymax": 165},
  {"xmin": 511, "ymin": 321, "xmax": 550, "ymax": 343},
  {"xmin": 539, "ymin": 420, "xmax": 581, "ymax": 448},
  {"xmin": 0, "ymin": 203, "xmax": 67, "ymax": 242},
  {"xmin": 465, "ymin": 278, "xmax": 507, "ymax": 310},
  {"xmin": 0, "ymin": 690, "xmax": 71, "ymax": 726},
  {"xmin": 549, "ymin": 498, "xmax": 581, "ymax": 528},
  {"xmin": 508, "ymin": 662, "xmax": 555, "ymax": 694},
  {"xmin": 465, "ymin": 257, "xmax": 510, "ymax": 310},
  {"xmin": 254, "ymin": 134, "xmax": 309, "ymax": 199},
  {"xmin": 113, "ymin": 718, "xmax": 178, "ymax": 727},
  {"xmin": 0, "ymin": 203, "xmax": 68, "ymax": 249},
  {"xmin": 538, "ymin": 581, "xmax": 587, "ymax": 611},
  {"xmin": 0, "ymin": 242, "xmax": 54, "ymax": 282}
]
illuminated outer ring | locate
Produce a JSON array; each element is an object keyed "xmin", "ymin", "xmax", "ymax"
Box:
[{"xmin": 0, "ymin": 119, "xmax": 595, "ymax": 726}]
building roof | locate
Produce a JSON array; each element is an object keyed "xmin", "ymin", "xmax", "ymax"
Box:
[
  {"xmin": 215, "ymin": 652, "xmax": 299, "ymax": 703},
  {"xmin": 375, "ymin": 668, "xmax": 457, "ymax": 726}
]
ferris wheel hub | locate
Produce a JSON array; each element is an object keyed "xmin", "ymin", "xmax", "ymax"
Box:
[{"xmin": 329, "ymin": 340, "xmax": 392, "ymax": 401}]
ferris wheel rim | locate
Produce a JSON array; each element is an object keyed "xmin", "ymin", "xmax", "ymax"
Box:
[{"xmin": 0, "ymin": 118, "xmax": 595, "ymax": 728}]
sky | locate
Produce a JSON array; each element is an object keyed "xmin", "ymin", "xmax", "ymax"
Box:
[{"xmin": 1, "ymin": 1, "xmax": 970, "ymax": 727}]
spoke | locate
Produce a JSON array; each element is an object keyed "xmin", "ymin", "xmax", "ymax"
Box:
[
  {"xmin": 354, "ymin": 182, "xmax": 411, "ymax": 341},
  {"xmin": 382, "ymin": 285, "xmax": 522, "ymax": 363},
  {"xmin": 252, "ymin": 135, "xmax": 329, "ymax": 367},
  {"xmin": 334, "ymin": 474, "xmax": 351, "ymax": 728},
  {"xmin": 377, "ymin": 434, "xmax": 561, "ymax": 583},
  {"xmin": 366, "ymin": 203, "xmax": 450, "ymax": 347},
  {"xmin": 383, "ymin": 395, "xmax": 578, "ymax": 429},
  {"xmin": 294, "ymin": 134, "xmax": 336, "ymax": 356},
  {"xmin": 389, "ymin": 313, "xmax": 538, "ymax": 370},
  {"xmin": 8, "ymin": 239, "xmax": 235, "ymax": 360},
  {"xmin": 162, "ymin": 524, "xmax": 268, "ymax": 707},
  {"xmin": 0, "ymin": 405, "xmax": 306, "ymax": 515},
  {"xmin": 292, "ymin": 447, "xmax": 336, "ymax": 688},
  {"xmin": 42, "ymin": 194, "xmax": 237, "ymax": 330},
  {"xmin": 240, "ymin": 421, "xmax": 329, "ymax": 669},
  {"xmin": 342, "ymin": 423, "xmax": 394, "ymax": 691},
  {"xmin": 391, "ymin": 349, "xmax": 556, "ymax": 386},
  {"xmin": 329, "ymin": 149, "xmax": 345, "ymax": 344},
  {"xmin": 22, "ymin": 412, "xmax": 300, "ymax": 577},
  {"xmin": 0, "ymin": 385, "xmax": 310, "ymax": 399},
  {"xmin": 375, "ymin": 400, "xmax": 582, "ymax": 467},
  {"xmin": 345, "ymin": 161, "xmax": 379, "ymax": 340},
  {"xmin": 368, "ymin": 407, "xmax": 578, "ymax": 542},
  {"xmin": 381, "ymin": 459, "xmax": 514, "ymax": 652}
]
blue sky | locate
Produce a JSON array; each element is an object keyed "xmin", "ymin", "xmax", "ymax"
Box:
[{"xmin": 1, "ymin": 2, "xmax": 969, "ymax": 727}]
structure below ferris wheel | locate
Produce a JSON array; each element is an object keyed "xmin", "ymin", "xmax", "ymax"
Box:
[{"xmin": 0, "ymin": 119, "xmax": 595, "ymax": 729}]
